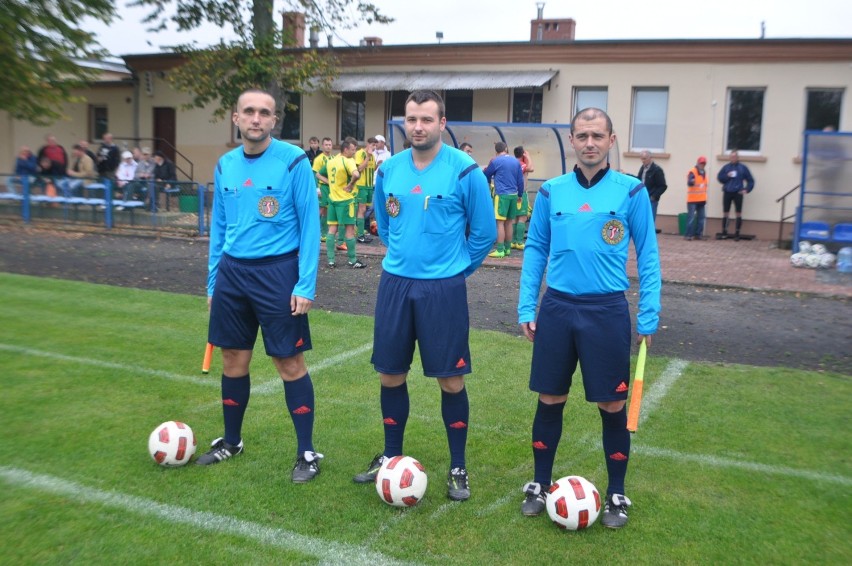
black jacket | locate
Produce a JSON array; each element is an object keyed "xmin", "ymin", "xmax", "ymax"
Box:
[{"xmin": 637, "ymin": 162, "xmax": 668, "ymax": 201}]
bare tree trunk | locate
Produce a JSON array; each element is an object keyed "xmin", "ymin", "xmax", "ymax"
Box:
[{"xmin": 252, "ymin": 0, "xmax": 284, "ymax": 138}]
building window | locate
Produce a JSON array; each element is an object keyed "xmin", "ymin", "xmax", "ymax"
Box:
[
  {"xmin": 341, "ymin": 91, "xmax": 366, "ymax": 142},
  {"xmin": 279, "ymin": 92, "xmax": 301, "ymax": 141},
  {"xmin": 512, "ymin": 87, "xmax": 542, "ymax": 123},
  {"xmin": 725, "ymin": 88, "xmax": 765, "ymax": 152},
  {"xmin": 388, "ymin": 90, "xmax": 409, "ymax": 120},
  {"xmin": 805, "ymin": 88, "xmax": 843, "ymax": 131},
  {"xmin": 574, "ymin": 87, "xmax": 608, "ymax": 115},
  {"xmin": 630, "ymin": 88, "xmax": 668, "ymax": 151},
  {"xmin": 90, "ymin": 105, "xmax": 108, "ymax": 141},
  {"xmin": 445, "ymin": 90, "xmax": 473, "ymax": 121}
]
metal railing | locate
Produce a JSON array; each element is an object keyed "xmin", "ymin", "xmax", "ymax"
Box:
[
  {"xmin": 0, "ymin": 174, "xmax": 208, "ymax": 235},
  {"xmin": 775, "ymin": 183, "xmax": 800, "ymax": 248}
]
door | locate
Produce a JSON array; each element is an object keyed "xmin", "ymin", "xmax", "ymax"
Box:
[{"xmin": 153, "ymin": 107, "xmax": 176, "ymax": 163}]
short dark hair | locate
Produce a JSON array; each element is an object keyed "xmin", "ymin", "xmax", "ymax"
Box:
[
  {"xmin": 570, "ymin": 107, "xmax": 613, "ymax": 134},
  {"xmin": 459, "ymin": 142, "xmax": 472, "ymax": 151},
  {"xmin": 237, "ymin": 88, "xmax": 276, "ymax": 111},
  {"xmin": 367, "ymin": 137, "xmax": 377, "ymax": 144},
  {"xmin": 405, "ymin": 90, "xmax": 445, "ymax": 119},
  {"xmin": 309, "ymin": 136, "xmax": 319, "ymax": 143},
  {"xmin": 340, "ymin": 140, "xmax": 356, "ymax": 151},
  {"xmin": 513, "ymin": 146, "xmax": 524, "ymax": 158},
  {"xmin": 494, "ymin": 142, "xmax": 508, "ymax": 154},
  {"xmin": 153, "ymin": 150, "xmax": 166, "ymax": 159}
]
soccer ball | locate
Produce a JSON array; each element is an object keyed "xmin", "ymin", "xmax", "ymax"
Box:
[
  {"xmin": 375, "ymin": 455, "xmax": 428, "ymax": 507},
  {"xmin": 148, "ymin": 421, "xmax": 197, "ymax": 466},
  {"xmin": 810, "ymin": 243, "xmax": 827, "ymax": 256},
  {"xmin": 819, "ymin": 252, "xmax": 836, "ymax": 268},
  {"xmin": 805, "ymin": 253, "xmax": 821, "ymax": 269},
  {"xmin": 790, "ymin": 252, "xmax": 806, "ymax": 267},
  {"xmin": 546, "ymin": 476, "xmax": 601, "ymax": 530},
  {"xmin": 798, "ymin": 240, "xmax": 812, "ymax": 254}
]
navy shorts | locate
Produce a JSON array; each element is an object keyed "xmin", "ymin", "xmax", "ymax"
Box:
[
  {"xmin": 371, "ymin": 271, "xmax": 471, "ymax": 378},
  {"xmin": 529, "ymin": 288, "xmax": 631, "ymax": 402},
  {"xmin": 208, "ymin": 251, "xmax": 312, "ymax": 358}
]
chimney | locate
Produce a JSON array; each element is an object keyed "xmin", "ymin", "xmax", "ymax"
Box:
[
  {"xmin": 531, "ymin": 6, "xmax": 576, "ymax": 43},
  {"xmin": 282, "ymin": 11, "xmax": 305, "ymax": 47},
  {"xmin": 309, "ymin": 26, "xmax": 319, "ymax": 49},
  {"xmin": 362, "ymin": 36, "xmax": 383, "ymax": 47}
]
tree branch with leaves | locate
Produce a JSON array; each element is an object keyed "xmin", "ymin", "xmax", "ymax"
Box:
[
  {"xmin": 0, "ymin": 0, "xmax": 116, "ymax": 125},
  {"xmin": 130, "ymin": 0, "xmax": 392, "ymax": 130}
]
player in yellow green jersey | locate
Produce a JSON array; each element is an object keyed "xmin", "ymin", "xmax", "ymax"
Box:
[
  {"xmin": 325, "ymin": 140, "xmax": 366, "ymax": 268},
  {"xmin": 354, "ymin": 137, "xmax": 377, "ymax": 243},
  {"xmin": 312, "ymin": 137, "xmax": 333, "ymax": 241}
]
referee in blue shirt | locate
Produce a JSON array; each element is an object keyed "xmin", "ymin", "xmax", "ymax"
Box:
[
  {"xmin": 197, "ymin": 88, "xmax": 323, "ymax": 484},
  {"xmin": 517, "ymin": 108, "xmax": 661, "ymax": 528}
]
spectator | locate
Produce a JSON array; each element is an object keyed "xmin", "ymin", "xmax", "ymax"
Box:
[
  {"xmin": 459, "ymin": 142, "xmax": 473, "ymax": 156},
  {"xmin": 374, "ymin": 134, "xmax": 392, "ymax": 167},
  {"xmin": 36, "ymin": 135, "xmax": 68, "ymax": 177},
  {"xmin": 483, "ymin": 141, "xmax": 525, "ymax": 258},
  {"xmin": 58, "ymin": 144, "xmax": 96, "ymax": 197},
  {"xmin": 122, "ymin": 147, "xmax": 155, "ymax": 203},
  {"xmin": 96, "ymin": 133, "xmax": 121, "ymax": 184},
  {"xmin": 685, "ymin": 156, "xmax": 709, "ymax": 240},
  {"xmin": 79, "ymin": 140, "xmax": 97, "ymax": 164},
  {"xmin": 152, "ymin": 150, "xmax": 177, "ymax": 210},
  {"xmin": 305, "ymin": 136, "xmax": 321, "ymax": 164},
  {"xmin": 12, "ymin": 146, "xmax": 38, "ymax": 194},
  {"xmin": 716, "ymin": 150, "xmax": 755, "ymax": 240},
  {"xmin": 636, "ymin": 150, "xmax": 667, "ymax": 232},
  {"xmin": 114, "ymin": 151, "xmax": 137, "ymax": 209}
]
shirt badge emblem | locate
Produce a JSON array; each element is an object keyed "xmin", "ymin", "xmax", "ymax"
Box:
[
  {"xmin": 386, "ymin": 195, "xmax": 401, "ymax": 217},
  {"xmin": 601, "ymin": 219, "xmax": 625, "ymax": 245},
  {"xmin": 257, "ymin": 195, "xmax": 280, "ymax": 218}
]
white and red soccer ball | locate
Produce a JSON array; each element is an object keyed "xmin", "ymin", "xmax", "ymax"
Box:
[
  {"xmin": 148, "ymin": 421, "xmax": 197, "ymax": 466},
  {"xmin": 546, "ymin": 475, "xmax": 602, "ymax": 530},
  {"xmin": 375, "ymin": 455, "xmax": 428, "ymax": 507}
]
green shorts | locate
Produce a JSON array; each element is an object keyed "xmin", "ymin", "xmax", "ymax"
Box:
[
  {"xmin": 318, "ymin": 184, "xmax": 330, "ymax": 208},
  {"xmin": 328, "ymin": 198, "xmax": 356, "ymax": 225},
  {"xmin": 516, "ymin": 191, "xmax": 529, "ymax": 218},
  {"xmin": 494, "ymin": 194, "xmax": 519, "ymax": 221},
  {"xmin": 355, "ymin": 186, "xmax": 374, "ymax": 206}
]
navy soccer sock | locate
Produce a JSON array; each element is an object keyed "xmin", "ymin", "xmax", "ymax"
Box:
[
  {"xmin": 381, "ymin": 382, "xmax": 409, "ymax": 458},
  {"xmin": 441, "ymin": 387, "xmax": 469, "ymax": 469},
  {"xmin": 221, "ymin": 373, "xmax": 250, "ymax": 446},
  {"xmin": 600, "ymin": 406, "xmax": 630, "ymax": 496},
  {"xmin": 532, "ymin": 399, "xmax": 565, "ymax": 488},
  {"xmin": 283, "ymin": 373, "xmax": 315, "ymax": 455}
]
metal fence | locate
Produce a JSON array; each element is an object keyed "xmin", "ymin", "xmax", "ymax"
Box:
[{"xmin": 0, "ymin": 174, "xmax": 210, "ymax": 235}]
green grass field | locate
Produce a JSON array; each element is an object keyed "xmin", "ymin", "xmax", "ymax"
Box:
[{"xmin": 1, "ymin": 272, "xmax": 849, "ymax": 565}]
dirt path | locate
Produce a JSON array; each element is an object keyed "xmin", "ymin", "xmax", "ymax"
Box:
[{"xmin": 1, "ymin": 225, "xmax": 848, "ymax": 374}]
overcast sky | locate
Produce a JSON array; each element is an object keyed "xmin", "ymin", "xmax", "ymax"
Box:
[{"xmin": 85, "ymin": 0, "xmax": 852, "ymax": 57}]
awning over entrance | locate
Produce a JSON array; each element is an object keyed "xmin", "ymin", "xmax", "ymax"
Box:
[{"xmin": 331, "ymin": 70, "xmax": 558, "ymax": 92}]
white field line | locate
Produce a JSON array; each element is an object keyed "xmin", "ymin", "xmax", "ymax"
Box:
[
  {"xmin": 0, "ymin": 466, "xmax": 412, "ymax": 566},
  {"xmin": 0, "ymin": 343, "xmax": 218, "ymax": 388},
  {"xmin": 632, "ymin": 446, "xmax": 852, "ymax": 487},
  {"xmin": 253, "ymin": 342, "xmax": 374, "ymax": 394},
  {"xmin": 638, "ymin": 358, "xmax": 689, "ymax": 426},
  {"xmin": 0, "ymin": 342, "xmax": 374, "ymax": 397}
]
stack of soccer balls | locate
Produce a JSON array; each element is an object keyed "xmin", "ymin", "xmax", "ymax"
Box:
[{"xmin": 790, "ymin": 241, "xmax": 835, "ymax": 269}]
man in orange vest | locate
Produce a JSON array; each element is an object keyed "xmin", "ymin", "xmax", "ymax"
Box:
[{"xmin": 685, "ymin": 156, "xmax": 708, "ymax": 240}]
